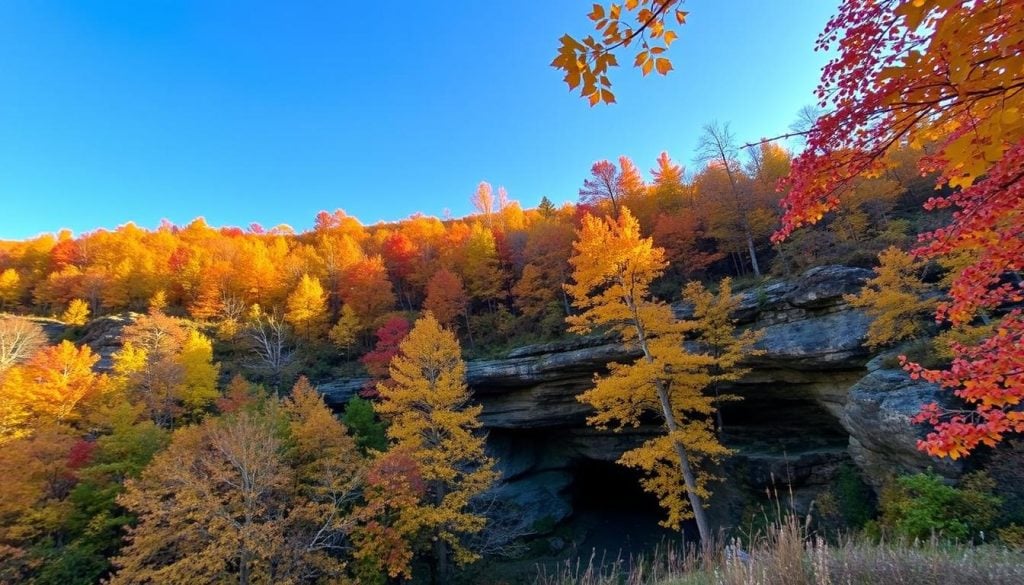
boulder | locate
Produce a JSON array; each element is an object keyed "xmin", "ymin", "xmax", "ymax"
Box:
[{"xmin": 842, "ymin": 368, "xmax": 962, "ymax": 485}]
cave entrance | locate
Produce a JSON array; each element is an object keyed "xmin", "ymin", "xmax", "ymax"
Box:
[{"xmin": 565, "ymin": 458, "xmax": 690, "ymax": 557}]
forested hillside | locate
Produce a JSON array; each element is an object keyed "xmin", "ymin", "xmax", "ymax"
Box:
[{"xmin": 2, "ymin": 0, "xmax": 1024, "ymax": 583}]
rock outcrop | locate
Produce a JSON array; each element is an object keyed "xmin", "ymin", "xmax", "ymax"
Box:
[
  {"xmin": 841, "ymin": 353, "xmax": 963, "ymax": 485},
  {"xmin": 423, "ymin": 265, "xmax": 950, "ymax": 531},
  {"xmin": 66, "ymin": 265, "xmax": 954, "ymax": 534}
]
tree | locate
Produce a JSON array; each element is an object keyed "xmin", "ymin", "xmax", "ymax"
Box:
[
  {"xmin": 328, "ymin": 304, "xmax": 360, "ymax": 355},
  {"xmin": 0, "ymin": 424, "xmax": 78, "ymax": 582},
  {"xmin": 512, "ymin": 263, "xmax": 554, "ymax": 320},
  {"xmin": 342, "ymin": 395, "xmax": 388, "ymax": 454},
  {"xmin": 0, "ymin": 316, "xmax": 46, "ymax": 372},
  {"xmin": 113, "ymin": 312, "xmax": 217, "ymax": 426},
  {"xmin": 361, "ymin": 316, "xmax": 412, "ymax": 379},
  {"xmin": 61, "ymin": 298, "xmax": 90, "ymax": 326},
  {"xmin": 1, "ymin": 341, "xmax": 107, "ymax": 424},
  {"xmin": 360, "ymin": 316, "xmax": 411, "ymax": 397},
  {"xmin": 537, "ymin": 196, "xmax": 557, "ymax": 218},
  {"xmin": 565, "ymin": 208, "xmax": 727, "ymax": 540},
  {"xmin": 579, "ymin": 159, "xmax": 622, "ymax": 217},
  {"xmin": 0, "ymin": 268, "xmax": 22, "ymax": 310},
  {"xmin": 373, "ymin": 313, "xmax": 497, "ymax": 582},
  {"xmin": 652, "ymin": 212, "xmax": 722, "ymax": 280},
  {"xmin": 697, "ymin": 121, "xmax": 762, "ymax": 277},
  {"xmin": 352, "ymin": 449, "xmax": 425, "ymax": 580},
  {"xmin": 682, "ymin": 278, "xmax": 763, "ymax": 435},
  {"xmin": 285, "ymin": 273, "xmax": 328, "ymax": 341},
  {"xmin": 471, "ymin": 181, "xmax": 495, "ymax": 222},
  {"xmin": 112, "ymin": 382, "xmax": 363, "ymax": 584},
  {"xmin": 177, "ymin": 329, "xmax": 220, "ymax": 416},
  {"xmin": 455, "ymin": 223, "xmax": 504, "ymax": 307},
  {"xmin": 651, "ymin": 151, "xmax": 683, "ymax": 186},
  {"xmin": 618, "ymin": 155, "xmax": 647, "ymax": 198},
  {"xmin": 246, "ymin": 310, "xmax": 294, "ymax": 393},
  {"xmin": 340, "ymin": 255, "xmax": 397, "ymax": 332},
  {"xmin": 424, "ymin": 267, "xmax": 469, "ymax": 332},
  {"xmin": 845, "ymin": 247, "xmax": 937, "ymax": 349}
]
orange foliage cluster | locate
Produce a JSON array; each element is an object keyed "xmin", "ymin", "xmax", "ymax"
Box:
[{"xmin": 0, "ymin": 155, "xmax": 791, "ymax": 348}]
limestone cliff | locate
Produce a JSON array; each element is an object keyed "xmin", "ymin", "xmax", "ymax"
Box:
[{"xmin": 318, "ymin": 265, "xmax": 958, "ymax": 530}]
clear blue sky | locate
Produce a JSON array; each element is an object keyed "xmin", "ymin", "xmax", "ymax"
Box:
[{"xmin": 0, "ymin": 1, "xmax": 837, "ymax": 240}]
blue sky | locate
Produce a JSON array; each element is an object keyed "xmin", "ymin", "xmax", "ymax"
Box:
[{"xmin": 0, "ymin": 1, "xmax": 837, "ymax": 240}]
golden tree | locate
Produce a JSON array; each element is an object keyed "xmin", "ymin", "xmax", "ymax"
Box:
[
  {"xmin": 565, "ymin": 208, "xmax": 727, "ymax": 539},
  {"xmin": 373, "ymin": 313, "xmax": 497, "ymax": 581},
  {"xmin": 682, "ymin": 278, "xmax": 763, "ymax": 435},
  {"xmin": 61, "ymin": 298, "xmax": 90, "ymax": 326},
  {"xmin": 112, "ymin": 313, "xmax": 219, "ymax": 426},
  {"xmin": 845, "ymin": 247, "xmax": 937, "ymax": 349},
  {"xmin": 285, "ymin": 273, "xmax": 328, "ymax": 340},
  {"xmin": 328, "ymin": 304, "xmax": 361, "ymax": 355},
  {"xmin": 0, "ymin": 340, "xmax": 107, "ymax": 424},
  {"xmin": 112, "ymin": 381, "xmax": 363, "ymax": 584},
  {"xmin": 0, "ymin": 268, "xmax": 21, "ymax": 310}
]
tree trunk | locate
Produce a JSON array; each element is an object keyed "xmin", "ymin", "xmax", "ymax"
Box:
[
  {"xmin": 655, "ymin": 383, "xmax": 711, "ymax": 542},
  {"xmin": 239, "ymin": 549, "xmax": 251, "ymax": 585},
  {"xmin": 431, "ymin": 482, "xmax": 450, "ymax": 585},
  {"xmin": 432, "ymin": 536, "xmax": 449, "ymax": 585},
  {"xmin": 712, "ymin": 384, "xmax": 725, "ymax": 438},
  {"xmin": 745, "ymin": 231, "xmax": 761, "ymax": 277},
  {"xmin": 463, "ymin": 308, "xmax": 475, "ymax": 349}
]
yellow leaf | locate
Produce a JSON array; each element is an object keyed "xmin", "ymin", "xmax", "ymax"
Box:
[
  {"xmin": 589, "ymin": 3, "xmax": 605, "ymax": 21},
  {"xmin": 655, "ymin": 57, "xmax": 672, "ymax": 75}
]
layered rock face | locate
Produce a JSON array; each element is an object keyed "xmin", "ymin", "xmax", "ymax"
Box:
[{"xmin": 321, "ymin": 265, "xmax": 956, "ymax": 531}]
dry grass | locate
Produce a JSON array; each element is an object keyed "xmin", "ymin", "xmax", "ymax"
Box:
[{"xmin": 535, "ymin": 515, "xmax": 1024, "ymax": 585}]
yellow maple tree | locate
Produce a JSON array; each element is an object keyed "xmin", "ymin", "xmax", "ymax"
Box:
[{"xmin": 565, "ymin": 208, "xmax": 727, "ymax": 538}]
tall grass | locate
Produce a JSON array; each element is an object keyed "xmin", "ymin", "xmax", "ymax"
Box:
[{"xmin": 535, "ymin": 515, "xmax": 1024, "ymax": 585}]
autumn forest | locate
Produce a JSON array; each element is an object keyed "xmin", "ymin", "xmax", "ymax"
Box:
[{"xmin": 2, "ymin": 1, "xmax": 1024, "ymax": 584}]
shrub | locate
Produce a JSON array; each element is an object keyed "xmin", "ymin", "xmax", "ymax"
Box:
[{"xmin": 878, "ymin": 471, "xmax": 1001, "ymax": 542}]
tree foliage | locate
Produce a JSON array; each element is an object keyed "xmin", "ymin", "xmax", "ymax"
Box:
[
  {"xmin": 111, "ymin": 378, "xmax": 363, "ymax": 584},
  {"xmin": 565, "ymin": 208, "xmax": 728, "ymax": 538},
  {"xmin": 552, "ymin": 0, "xmax": 686, "ymax": 105},
  {"xmin": 845, "ymin": 247, "xmax": 937, "ymax": 349},
  {"xmin": 372, "ymin": 313, "xmax": 496, "ymax": 580}
]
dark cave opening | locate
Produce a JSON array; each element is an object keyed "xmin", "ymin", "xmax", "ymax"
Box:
[
  {"xmin": 565, "ymin": 458, "xmax": 691, "ymax": 555},
  {"xmin": 717, "ymin": 384, "xmax": 850, "ymax": 453}
]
